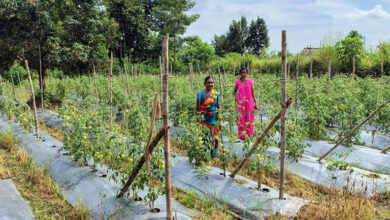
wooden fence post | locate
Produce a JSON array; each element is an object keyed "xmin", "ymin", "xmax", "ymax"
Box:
[
  {"xmin": 162, "ymin": 33, "xmax": 173, "ymax": 220},
  {"xmin": 352, "ymin": 57, "xmax": 355, "ymax": 75},
  {"xmin": 24, "ymin": 59, "xmax": 39, "ymax": 139},
  {"xmin": 109, "ymin": 50, "xmax": 113, "ymax": 128},
  {"xmin": 189, "ymin": 63, "xmax": 193, "ymax": 92},
  {"xmin": 217, "ymin": 63, "xmax": 223, "ymax": 110},
  {"xmin": 328, "ymin": 59, "xmax": 331, "ymax": 83},
  {"xmin": 295, "ymin": 53, "xmax": 299, "ymax": 111},
  {"xmin": 279, "ymin": 30, "xmax": 287, "ymax": 200}
]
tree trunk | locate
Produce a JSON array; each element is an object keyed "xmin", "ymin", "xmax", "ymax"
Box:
[
  {"xmin": 162, "ymin": 33, "xmax": 173, "ymax": 220},
  {"xmin": 309, "ymin": 58, "xmax": 313, "ymax": 78},
  {"xmin": 110, "ymin": 50, "xmax": 113, "ymax": 127},
  {"xmin": 279, "ymin": 30, "xmax": 287, "ymax": 200},
  {"xmin": 24, "ymin": 59, "xmax": 39, "ymax": 139}
]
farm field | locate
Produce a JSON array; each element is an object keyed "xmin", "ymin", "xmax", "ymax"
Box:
[
  {"xmin": 2, "ymin": 0, "xmax": 390, "ymax": 219},
  {"xmin": 1, "ymin": 69, "xmax": 390, "ymax": 219}
]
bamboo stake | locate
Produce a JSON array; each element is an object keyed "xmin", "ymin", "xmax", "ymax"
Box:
[
  {"xmin": 279, "ymin": 30, "xmax": 287, "ymax": 200},
  {"xmin": 352, "ymin": 57, "xmax": 355, "ymax": 75},
  {"xmin": 145, "ymin": 93, "xmax": 161, "ymax": 171},
  {"xmin": 109, "ymin": 50, "xmax": 113, "ymax": 127},
  {"xmin": 124, "ymin": 62, "xmax": 130, "ymax": 97},
  {"xmin": 159, "ymin": 56, "xmax": 162, "ymax": 98},
  {"xmin": 24, "ymin": 59, "xmax": 39, "ymax": 139},
  {"xmin": 229, "ymin": 98, "xmax": 293, "ymax": 178},
  {"xmin": 381, "ymin": 60, "xmax": 384, "ymax": 76},
  {"xmin": 381, "ymin": 146, "xmax": 390, "ymax": 154},
  {"xmin": 133, "ymin": 64, "xmax": 137, "ymax": 96},
  {"xmin": 92, "ymin": 64, "xmax": 99, "ymax": 110},
  {"xmin": 38, "ymin": 44, "xmax": 44, "ymax": 110},
  {"xmin": 162, "ymin": 33, "xmax": 173, "ymax": 220},
  {"xmin": 116, "ymin": 127, "xmax": 166, "ymax": 198},
  {"xmin": 217, "ymin": 63, "xmax": 223, "ymax": 110},
  {"xmin": 328, "ymin": 59, "xmax": 331, "ymax": 83},
  {"xmin": 9, "ymin": 70, "xmax": 16, "ymax": 100},
  {"xmin": 318, "ymin": 98, "xmax": 390, "ymax": 161},
  {"xmin": 189, "ymin": 63, "xmax": 193, "ymax": 91},
  {"xmin": 295, "ymin": 53, "xmax": 299, "ymax": 111}
]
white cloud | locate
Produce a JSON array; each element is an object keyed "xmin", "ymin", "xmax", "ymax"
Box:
[{"xmin": 184, "ymin": 0, "xmax": 390, "ymax": 52}]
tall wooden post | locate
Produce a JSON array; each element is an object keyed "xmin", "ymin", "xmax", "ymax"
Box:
[
  {"xmin": 124, "ymin": 62, "xmax": 130, "ymax": 97},
  {"xmin": 24, "ymin": 59, "xmax": 39, "ymax": 139},
  {"xmin": 310, "ymin": 58, "xmax": 313, "ymax": 78},
  {"xmin": 189, "ymin": 63, "xmax": 193, "ymax": 91},
  {"xmin": 328, "ymin": 59, "xmax": 331, "ymax": 83},
  {"xmin": 8, "ymin": 70, "xmax": 16, "ymax": 100},
  {"xmin": 109, "ymin": 50, "xmax": 113, "ymax": 128},
  {"xmin": 162, "ymin": 33, "xmax": 173, "ymax": 220},
  {"xmin": 217, "ymin": 63, "xmax": 223, "ymax": 110},
  {"xmin": 279, "ymin": 30, "xmax": 287, "ymax": 200},
  {"xmin": 295, "ymin": 53, "xmax": 299, "ymax": 111},
  {"xmin": 38, "ymin": 44, "xmax": 44, "ymax": 110},
  {"xmin": 92, "ymin": 64, "xmax": 99, "ymax": 109},
  {"xmin": 352, "ymin": 57, "xmax": 355, "ymax": 75}
]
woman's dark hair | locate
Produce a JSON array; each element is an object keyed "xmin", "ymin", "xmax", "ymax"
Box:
[
  {"xmin": 204, "ymin": 76, "xmax": 214, "ymax": 84},
  {"xmin": 239, "ymin": 67, "xmax": 248, "ymax": 74}
]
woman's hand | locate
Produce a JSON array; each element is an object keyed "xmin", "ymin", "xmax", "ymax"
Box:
[{"xmin": 254, "ymin": 103, "xmax": 258, "ymax": 110}]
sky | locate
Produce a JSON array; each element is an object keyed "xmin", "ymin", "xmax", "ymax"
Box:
[{"xmin": 184, "ymin": 0, "xmax": 390, "ymax": 53}]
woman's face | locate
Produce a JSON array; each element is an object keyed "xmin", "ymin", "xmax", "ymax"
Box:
[
  {"xmin": 240, "ymin": 69, "xmax": 248, "ymax": 78},
  {"xmin": 205, "ymin": 78, "xmax": 214, "ymax": 90}
]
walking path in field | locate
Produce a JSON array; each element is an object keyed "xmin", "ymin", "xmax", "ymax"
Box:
[{"xmin": 0, "ymin": 179, "xmax": 35, "ymax": 220}]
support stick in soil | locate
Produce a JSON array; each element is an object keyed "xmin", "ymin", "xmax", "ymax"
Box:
[
  {"xmin": 24, "ymin": 58, "xmax": 39, "ymax": 139},
  {"xmin": 318, "ymin": 98, "xmax": 390, "ymax": 161},
  {"xmin": 116, "ymin": 127, "xmax": 166, "ymax": 198},
  {"xmin": 162, "ymin": 33, "xmax": 173, "ymax": 220},
  {"xmin": 279, "ymin": 30, "xmax": 288, "ymax": 200},
  {"xmin": 229, "ymin": 98, "xmax": 293, "ymax": 178}
]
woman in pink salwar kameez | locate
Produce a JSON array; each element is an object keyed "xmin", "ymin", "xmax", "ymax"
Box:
[{"xmin": 233, "ymin": 67, "xmax": 258, "ymax": 140}]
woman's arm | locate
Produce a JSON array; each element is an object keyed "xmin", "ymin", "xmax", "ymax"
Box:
[{"xmin": 251, "ymin": 86, "xmax": 258, "ymax": 109}]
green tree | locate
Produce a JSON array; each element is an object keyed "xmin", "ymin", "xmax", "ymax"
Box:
[
  {"xmin": 335, "ymin": 36, "xmax": 363, "ymax": 72},
  {"xmin": 151, "ymin": 0, "xmax": 199, "ymax": 72},
  {"xmin": 225, "ymin": 16, "xmax": 248, "ymax": 54},
  {"xmin": 212, "ymin": 34, "xmax": 229, "ymax": 56},
  {"xmin": 245, "ymin": 17, "xmax": 269, "ymax": 55},
  {"xmin": 177, "ymin": 36, "xmax": 215, "ymax": 67},
  {"xmin": 347, "ymin": 30, "xmax": 363, "ymax": 39}
]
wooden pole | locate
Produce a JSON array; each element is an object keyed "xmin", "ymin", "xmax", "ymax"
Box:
[
  {"xmin": 145, "ymin": 93, "xmax": 161, "ymax": 171},
  {"xmin": 217, "ymin": 63, "xmax": 223, "ymax": 110},
  {"xmin": 229, "ymin": 98, "xmax": 293, "ymax": 178},
  {"xmin": 352, "ymin": 57, "xmax": 355, "ymax": 75},
  {"xmin": 381, "ymin": 146, "xmax": 390, "ymax": 154},
  {"xmin": 159, "ymin": 56, "xmax": 162, "ymax": 98},
  {"xmin": 287, "ymin": 61, "xmax": 290, "ymax": 79},
  {"xmin": 295, "ymin": 53, "xmax": 299, "ymax": 111},
  {"xmin": 124, "ymin": 62, "xmax": 130, "ymax": 97},
  {"xmin": 116, "ymin": 127, "xmax": 166, "ymax": 198},
  {"xmin": 109, "ymin": 50, "xmax": 113, "ymax": 127},
  {"xmin": 38, "ymin": 44, "xmax": 44, "ymax": 110},
  {"xmin": 133, "ymin": 64, "xmax": 137, "ymax": 96},
  {"xmin": 279, "ymin": 30, "xmax": 287, "ymax": 200},
  {"xmin": 24, "ymin": 59, "xmax": 39, "ymax": 139},
  {"xmin": 328, "ymin": 59, "xmax": 331, "ymax": 83},
  {"xmin": 310, "ymin": 58, "xmax": 313, "ymax": 78},
  {"xmin": 9, "ymin": 70, "xmax": 16, "ymax": 100},
  {"xmin": 162, "ymin": 33, "xmax": 173, "ymax": 220},
  {"xmin": 318, "ymin": 98, "xmax": 390, "ymax": 161},
  {"xmin": 92, "ymin": 64, "xmax": 99, "ymax": 109},
  {"xmin": 189, "ymin": 63, "xmax": 193, "ymax": 91}
]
